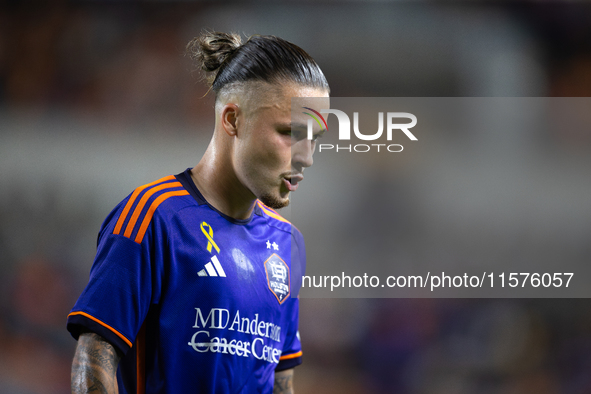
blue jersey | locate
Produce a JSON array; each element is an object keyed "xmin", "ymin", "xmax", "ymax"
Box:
[{"xmin": 67, "ymin": 169, "xmax": 306, "ymax": 393}]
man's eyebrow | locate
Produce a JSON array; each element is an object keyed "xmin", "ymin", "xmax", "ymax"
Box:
[
  {"xmin": 277, "ymin": 122, "xmax": 327, "ymax": 137},
  {"xmin": 285, "ymin": 122, "xmax": 328, "ymax": 133},
  {"xmin": 274, "ymin": 122, "xmax": 300, "ymax": 129},
  {"xmin": 288, "ymin": 122, "xmax": 307, "ymax": 130}
]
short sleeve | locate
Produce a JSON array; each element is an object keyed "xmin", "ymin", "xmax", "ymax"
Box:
[
  {"xmin": 67, "ymin": 204, "xmax": 158, "ymax": 355},
  {"xmin": 277, "ymin": 227, "xmax": 306, "ymax": 371},
  {"xmin": 290, "ymin": 227, "xmax": 306, "ymax": 298},
  {"xmin": 276, "ymin": 295, "xmax": 303, "ymax": 371}
]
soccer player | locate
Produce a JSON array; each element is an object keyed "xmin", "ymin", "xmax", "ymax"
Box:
[{"xmin": 67, "ymin": 31, "xmax": 329, "ymax": 393}]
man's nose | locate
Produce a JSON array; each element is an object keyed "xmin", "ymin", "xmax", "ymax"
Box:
[{"xmin": 291, "ymin": 138, "xmax": 314, "ymax": 170}]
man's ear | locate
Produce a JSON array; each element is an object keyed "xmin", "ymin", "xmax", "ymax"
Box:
[{"xmin": 220, "ymin": 104, "xmax": 240, "ymax": 137}]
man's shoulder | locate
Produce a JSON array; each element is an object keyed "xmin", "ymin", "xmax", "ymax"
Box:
[
  {"xmin": 255, "ymin": 200, "xmax": 301, "ymax": 235},
  {"xmin": 103, "ymin": 174, "xmax": 194, "ymax": 244}
]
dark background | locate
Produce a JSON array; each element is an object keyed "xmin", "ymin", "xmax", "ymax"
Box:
[{"xmin": 1, "ymin": 2, "xmax": 591, "ymax": 393}]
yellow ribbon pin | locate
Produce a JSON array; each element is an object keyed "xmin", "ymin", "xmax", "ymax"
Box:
[{"xmin": 200, "ymin": 221, "xmax": 220, "ymax": 253}]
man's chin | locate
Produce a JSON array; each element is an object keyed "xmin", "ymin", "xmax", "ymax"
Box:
[{"xmin": 259, "ymin": 193, "xmax": 290, "ymax": 210}]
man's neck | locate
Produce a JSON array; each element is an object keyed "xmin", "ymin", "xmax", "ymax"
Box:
[{"xmin": 190, "ymin": 154, "xmax": 256, "ymax": 221}]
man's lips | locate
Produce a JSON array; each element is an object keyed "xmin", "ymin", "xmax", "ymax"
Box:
[{"xmin": 283, "ymin": 174, "xmax": 304, "ymax": 192}]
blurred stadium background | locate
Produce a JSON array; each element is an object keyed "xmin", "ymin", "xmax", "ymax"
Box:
[{"xmin": 1, "ymin": 2, "xmax": 591, "ymax": 393}]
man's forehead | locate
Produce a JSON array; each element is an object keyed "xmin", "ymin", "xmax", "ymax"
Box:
[
  {"xmin": 249, "ymin": 83, "xmax": 329, "ymax": 115},
  {"xmin": 291, "ymin": 96, "xmax": 330, "ymax": 124},
  {"xmin": 291, "ymin": 95, "xmax": 330, "ymax": 111}
]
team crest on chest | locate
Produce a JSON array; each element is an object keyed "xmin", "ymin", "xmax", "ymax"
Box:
[{"xmin": 264, "ymin": 254, "xmax": 290, "ymax": 304}]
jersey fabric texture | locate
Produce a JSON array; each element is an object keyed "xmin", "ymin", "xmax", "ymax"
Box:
[{"xmin": 67, "ymin": 168, "xmax": 306, "ymax": 394}]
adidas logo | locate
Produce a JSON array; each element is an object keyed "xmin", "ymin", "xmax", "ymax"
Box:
[{"xmin": 197, "ymin": 255, "xmax": 226, "ymax": 277}]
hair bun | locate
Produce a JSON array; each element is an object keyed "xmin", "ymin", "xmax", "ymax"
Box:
[
  {"xmin": 187, "ymin": 31, "xmax": 242, "ymax": 85},
  {"xmin": 186, "ymin": 31, "xmax": 329, "ymax": 95}
]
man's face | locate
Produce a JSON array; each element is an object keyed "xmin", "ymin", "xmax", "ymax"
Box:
[{"xmin": 233, "ymin": 83, "xmax": 329, "ymax": 209}]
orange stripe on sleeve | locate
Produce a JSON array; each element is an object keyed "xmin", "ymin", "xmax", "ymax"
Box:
[
  {"xmin": 68, "ymin": 311, "xmax": 133, "ymax": 348},
  {"xmin": 257, "ymin": 201, "xmax": 291, "ymax": 224},
  {"xmin": 134, "ymin": 189, "xmax": 190, "ymax": 243},
  {"xmin": 123, "ymin": 182, "xmax": 183, "ymax": 238},
  {"xmin": 257, "ymin": 200, "xmax": 282, "ymax": 216},
  {"xmin": 114, "ymin": 175, "xmax": 176, "ymax": 235},
  {"xmin": 279, "ymin": 350, "xmax": 303, "ymax": 361}
]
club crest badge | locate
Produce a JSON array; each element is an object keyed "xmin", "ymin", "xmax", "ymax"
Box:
[{"xmin": 264, "ymin": 254, "xmax": 290, "ymax": 304}]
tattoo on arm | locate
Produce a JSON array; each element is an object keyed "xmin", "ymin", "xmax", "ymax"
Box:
[
  {"xmin": 71, "ymin": 331, "xmax": 122, "ymax": 394},
  {"xmin": 274, "ymin": 369, "xmax": 294, "ymax": 394}
]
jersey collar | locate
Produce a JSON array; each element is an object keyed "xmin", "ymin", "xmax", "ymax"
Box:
[{"xmin": 175, "ymin": 168, "xmax": 263, "ymax": 224}]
